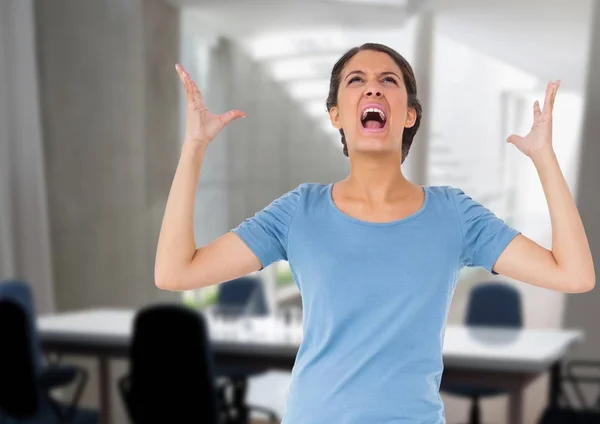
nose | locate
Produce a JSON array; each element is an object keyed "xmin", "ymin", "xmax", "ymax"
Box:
[{"xmin": 365, "ymin": 88, "xmax": 382, "ymax": 98}]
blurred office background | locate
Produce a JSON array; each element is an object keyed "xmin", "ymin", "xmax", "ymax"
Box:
[{"xmin": 0, "ymin": 0, "xmax": 599, "ymax": 423}]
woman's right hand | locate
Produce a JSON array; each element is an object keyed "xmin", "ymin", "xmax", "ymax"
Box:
[{"xmin": 175, "ymin": 63, "xmax": 245, "ymax": 149}]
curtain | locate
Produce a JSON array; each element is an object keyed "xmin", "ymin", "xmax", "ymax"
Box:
[{"xmin": 0, "ymin": 0, "xmax": 55, "ymax": 313}]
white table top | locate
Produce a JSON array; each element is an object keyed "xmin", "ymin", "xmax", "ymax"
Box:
[
  {"xmin": 38, "ymin": 308, "xmax": 303, "ymax": 347},
  {"xmin": 442, "ymin": 326, "xmax": 582, "ymax": 371},
  {"xmin": 37, "ymin": 308, "xmax": 583, "ymax": 373}
]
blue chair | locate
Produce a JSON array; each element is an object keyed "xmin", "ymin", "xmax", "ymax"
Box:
[
  {"xmin": 0, "ymin": 280, "xmax": 98, "ymax": 423},
  {"xmin": 213, "ymin": 276, "xmax": 270, "ymax": 318},
  {"xmin": 441, "ymin": 282, "xmax": 523, "ymax": 424},
  {"xmin": 212, "ymin": 277, "xmax": 279, "ymax": 423}
]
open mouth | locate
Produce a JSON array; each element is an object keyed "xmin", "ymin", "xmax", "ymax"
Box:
[{"xmin": 361, "ymin": 107, "xmax": 387, "ymax": 131}]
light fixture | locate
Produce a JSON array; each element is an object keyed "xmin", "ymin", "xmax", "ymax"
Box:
[
  {"xmin": 325, "ymin": 0, "xmax": 408, "ymax": 6},
  {"xmin": 303, "ymin": 100, "xmax": 327, "ymax": 118},
  {"xmin": 268, "ymin": 55, "xmax": 339, "ymax": 81},
  {"xmin": 288, "ymin": 79, "xmax": 330, "ymax": 100}
]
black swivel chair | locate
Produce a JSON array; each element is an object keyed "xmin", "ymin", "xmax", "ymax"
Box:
[
  {"xmin": 0, "ymin": 282, "xmax": 97, "ymax": 424},
  {"xmin": 213, "ymin": 277, "xmax": 280, "ymax": 424},
  {"xmin": 0, "ymin": 280, "xmax": 85, "ymax": 394},
  {"xmin": 441, "ymin": 282, "xmax": 523, "ymax": 424},
  {"xmin": 118, "ymin": 304, "xmax": 232, "ymax": 424},
  {"xmin": 538, "ymin": 360, "xmax": 600, "ymax": 423}
]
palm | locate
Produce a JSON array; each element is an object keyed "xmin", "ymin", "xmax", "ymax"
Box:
[
  {"xmin": 176, "ymin": 63, "xmax": 245, "ymax": 146},
  {"xmin": 191, "ymin": 105, "xmax": 225, "ymax": 144},
  {"xmin": 507, "ymin": 81, "xmax": 560, "ymax": 157}
]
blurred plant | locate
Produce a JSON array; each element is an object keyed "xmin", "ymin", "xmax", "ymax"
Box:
[
  {"xmin": 182, "ymin": 285, "xmax": 218, "ymax": 309},
  {"xmin": 276, "ymin": 261, "xmax": 295, "ymax": 287}
]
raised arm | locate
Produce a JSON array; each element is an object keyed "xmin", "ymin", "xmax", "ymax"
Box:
[
  {"xmin": 493, "ymin": 81, "xmax": 595, "ymax": 293},
  {"xmin": 154, "ymin": 64, "xmax": 259, "ymax": 291}
]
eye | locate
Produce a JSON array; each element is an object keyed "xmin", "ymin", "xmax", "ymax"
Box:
[
  {"xmin": 383, "ymin": 76, "xmax": 398, "ymax": 85},
  {"xmin": 348, "ymin": 76, "xmax": 363, "ymax": 84}
]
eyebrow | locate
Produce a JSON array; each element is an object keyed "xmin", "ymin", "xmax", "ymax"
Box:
[{"xmin": 344, "ymin": 70, "xmax": 402, "ymax": 81}]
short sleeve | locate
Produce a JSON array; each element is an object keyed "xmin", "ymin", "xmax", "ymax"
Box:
[
  {"xmin": 450, "ymin": 187, "xmax": 520, "ymax": 275},
  {"xmin": 230, "ymin": 184, "xmax": 304, "ymax": 269}
]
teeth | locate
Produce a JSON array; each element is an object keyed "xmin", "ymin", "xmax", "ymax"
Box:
[{"xmin": 362, "ymin": 107, "xmax": 386, "ymax": 121}]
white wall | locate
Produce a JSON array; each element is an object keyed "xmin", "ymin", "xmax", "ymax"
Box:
[
  {"xmin": 181, "ymin": 32, "xmax": 350, "ymax": 247},
  {"xmin": 430, "ymin": 32, "xmax": 589, "ymax": 424},
  {"xmin": 430, "ymin": 35, "xmax": 538, "ymax": 201}
]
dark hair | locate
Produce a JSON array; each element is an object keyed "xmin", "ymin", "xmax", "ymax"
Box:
[{"xmin": 326, "ymin": 43, "xmax": 422, "ymax": 162}]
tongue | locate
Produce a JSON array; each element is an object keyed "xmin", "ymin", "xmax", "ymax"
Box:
[{"xmin": 364, "ymin": 120, "xmax": 383, "ymax": 129}]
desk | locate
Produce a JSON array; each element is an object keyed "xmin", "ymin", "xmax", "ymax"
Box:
[
  {"xmin": 38, "ymin": 309, "xmax": 582, "ymax": 424},
  {"xmin": 442, "ymin": 326, "xmax": 582, "ymax": 423}
]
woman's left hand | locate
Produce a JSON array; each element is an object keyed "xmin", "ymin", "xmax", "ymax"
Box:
[{"xmin": 506, "ymin": 80, "xmax": 560, "ymax": 158}]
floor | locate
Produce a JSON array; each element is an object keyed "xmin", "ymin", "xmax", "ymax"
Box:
[{"xmin": 247, "ymin": 370, "xmax": 291, "ymax": 422}]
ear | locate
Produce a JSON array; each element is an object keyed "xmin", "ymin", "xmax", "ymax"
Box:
[
  {"xmin": 405, "ymin": 107, "xmax": 417, "ymax": 129},
  {"xmin": 329, "ymin": 106, "xmax": 342, "ymax": 130}
]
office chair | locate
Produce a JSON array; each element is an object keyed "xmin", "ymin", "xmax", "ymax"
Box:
[
  {"xmin": 441, "ymin": 282, "xmax": 523, "ymax": 424},
  {"xmin": 0, "ymin": 292, "xmax": 97, "ymax": 423},
  {"xmin": 538, "ymin": 360, "xmax": 600, "ymax": 423},
  {"xmin": 0, "ymin": 280, "xmax": 86, "ymax": 394},
  {"xmin": 213, "ymin": 276, "xmax": 270, "ymax": 318},
  {"xmin": 213, "ymin": 277, "xmax": 280, "ymax": 423},
  {"xmin": 118, "ymin": 304, "xmax": 235, "ymax": 424}
]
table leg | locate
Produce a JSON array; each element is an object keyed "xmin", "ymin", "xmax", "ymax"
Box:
[
  {"xmin": 99, "ymin": 355, "xmax": 111, "ymax": 424},
  {"xmin": 232, "ymin": 377, "xmax": 249, "ymax": 424},
  {"xmin": 508, "ymin": 389, "xmax": 523, "ymax": 424},
  {"xmin": 549, "ymin": 361, "xmax": 561, "ymax": 408}
]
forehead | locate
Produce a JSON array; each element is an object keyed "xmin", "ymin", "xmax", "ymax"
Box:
[{"xmin": 342, "ymin": 50, "xmax": 402, "ymax": 78}]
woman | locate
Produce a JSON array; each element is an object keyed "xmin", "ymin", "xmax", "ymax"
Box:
[{"xmin": 155, "ymin": 43, "xmax": 595, "ymax": 423}]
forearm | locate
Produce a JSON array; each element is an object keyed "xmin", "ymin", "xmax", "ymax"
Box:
[
  {"xmin": 532, "ymin": 148, "xmax": 595, "ymax": 289},
  {"xmin": 155, "ymin": 142, "xmax": 205, "ymax": 288}
]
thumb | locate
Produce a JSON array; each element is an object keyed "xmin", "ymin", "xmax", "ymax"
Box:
[
  {"xmin": 220, "ymin": 110, "xmax": 246, "ymax": 127},
  {"xmin": 506, "ymin": 135, "xmax": 523, "ymax": 145}
]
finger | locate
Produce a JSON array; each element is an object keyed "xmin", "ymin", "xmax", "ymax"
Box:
[
  {"xmin": 542, "ymin": 81, "xmax": 553, "ymax": 116},
  {"xmin": 219, "ymin": 110, "xmax": 246, "ymax": 127},
  {"xmin": 533, "ymin": 100, "xmax": 542, "ymax": 121},
  {"xmin": 543, "ymin": 80, "xmax": 560, "ymax": 117},
  {"xmin": 179, "ymin": 66, "xmax": 204, "ymax": 108},
  {"xmin": 176, "ymin": 64, "xmax": 193, "ymax": 103},
  {"xmin": 506, "ymin": 134, "xmax": 523, "ymax": 145},
  {"xmin": 175, "ymin": 63, "xmax": 187, "ymax": 86},
  {"xmin": 190, "ymin": 79, "xmax": 206, "ymax": 109},
  {"xmin": 551, "ymin": 80, "xmax": 560, "ymax": 107}
]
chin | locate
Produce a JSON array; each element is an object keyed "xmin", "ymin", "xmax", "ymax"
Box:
[
  {"xmin": 352, "ymin": 139, "xmax": 397, "ymax": 155},
  {"xmin": 351, "ymin": 128, "xmax": 395, "ymax": 151}
]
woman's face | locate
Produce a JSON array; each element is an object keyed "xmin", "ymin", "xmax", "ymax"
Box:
[{"xmin": 329, "ymin": 50, "xmax": 416, "ymax": 156}]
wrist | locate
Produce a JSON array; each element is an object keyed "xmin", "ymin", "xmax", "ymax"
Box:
[
  {"xmin": 181, "ymin": 140, "xmax": 208, "ymax": 155},
  {"xmin": 530, "ymin": 147, "xmax": 556, "ymax": 166},
  {"xmin": 180, "ymin": 141, "xmax": 208, "ymax": 165}
]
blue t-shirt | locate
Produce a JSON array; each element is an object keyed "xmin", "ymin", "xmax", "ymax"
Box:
[{"xmin": 231, "ymin": 183, "xmax": 519, "ymax": 424}]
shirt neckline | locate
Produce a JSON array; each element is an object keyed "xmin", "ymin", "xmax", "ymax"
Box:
[{"xmin": 326, "ymin": 182, "xmax": 430, "ymax": 227}]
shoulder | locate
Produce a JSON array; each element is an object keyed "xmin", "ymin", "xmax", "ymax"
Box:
[
  {"xmin": 268, "ymin": 182, "xmax": 326, "ymax": 212},
  {"xmin": 284, "ymin": 182, "xmax": 331, "ymax": 203},
  {"xmin": 422, "ymin": 185, "xmax": 467, "ymax": 205},
  {"xmin": 422, "ymin": 185, "xmax": 477, "ymax": 225}
]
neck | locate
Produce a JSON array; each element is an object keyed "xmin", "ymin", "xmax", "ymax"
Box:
[{"xmin": 344, "ymin": 152, "xmax": 413, "ymax": 202}]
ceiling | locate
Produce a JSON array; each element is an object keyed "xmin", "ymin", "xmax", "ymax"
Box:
[
  {"xmin": 180, "ymin": 0, "xmax": 600, "ymax": 95},
  {"xmin": 181, "ymin": 0, "xmax": 594, "ymax": 90},
  {"xmin": 433, "ymin": 0, "xmax": 594, "ymax": 91},
  {"xmin": 181, "ymin": 0, "xmax": 420, "ymax": 37},
  {"xmin": 180, "ymin": 0, "xmax": 594, "ymax": 140}
]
